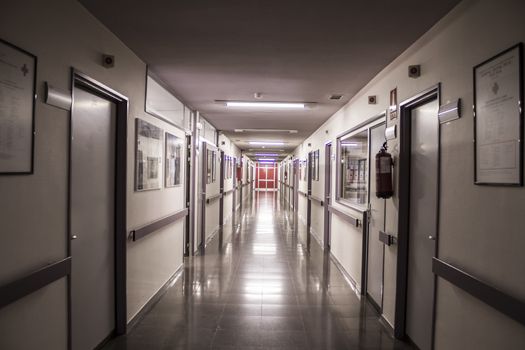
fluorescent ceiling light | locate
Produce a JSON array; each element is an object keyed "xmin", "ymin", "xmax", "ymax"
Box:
[
  {"xmin": 249, "ymin": 141, "xmax": 284, "ymax": 146},
  {"xmin": 341, "ymin": 142, "xmax": 361, "ymax": 147},
  {"xmin": 249, "ymin": 149, "xmax": 285, "ymax": 152},
  {"xmin": 235, "ymin": 128, "xmax": 298, "ymax": 133},
  {"xmin": 226, "ymin": 101, "xmax": 305, "ymax": 109},
  {"xmin": 258, "ymin": 160, "xmax": 275, "ymax": 163},
  {"xmin": 255, "ymin": 153, "xmax": 278, "ymax": 156},
  {"xmin": 257, "ymin": 158, "xmax": 276, "ymax": 161}
]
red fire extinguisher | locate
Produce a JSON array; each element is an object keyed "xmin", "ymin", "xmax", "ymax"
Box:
[{"xmin": 376, "ymin": 142, "xmax": 393, "ymax": 199}]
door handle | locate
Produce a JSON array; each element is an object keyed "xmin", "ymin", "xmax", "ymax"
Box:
[
  {"xmin": 428, "ymin": 235, "xmax": 436, "ymax": 241},
  {"xmin": 71, "ymin": 235, "xmax": 78, "ymax": 240}
]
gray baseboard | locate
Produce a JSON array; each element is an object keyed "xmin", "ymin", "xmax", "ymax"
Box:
[{"xmin": 126, "ymin": 264, "xmax": 184, "ymax": 332}]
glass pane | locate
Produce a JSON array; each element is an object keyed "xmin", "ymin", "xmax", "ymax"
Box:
[
  {"xmin": 146, "ymin": 76, "xmax": 184, "ymax": 127},
  {"xmin": 339, "ymin": 130, "xmax": 368, "ymax": 205}
]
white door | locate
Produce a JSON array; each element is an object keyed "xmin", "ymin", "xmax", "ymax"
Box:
[
  {"xmin": 71, "ymin": 87, "xmax": 116, "ymax": 350},
  {"xmin": 367, "ymin": 122, "xmax": 386, "ymax": 309},
  {"xmin": 406, "ymin": 99, "xmax": 439, "ymax": 350}
]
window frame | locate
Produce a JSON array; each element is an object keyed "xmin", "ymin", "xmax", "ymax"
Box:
[{"xmin": 335, "ymin": 114, "xmax": 386, "ymax": 211}]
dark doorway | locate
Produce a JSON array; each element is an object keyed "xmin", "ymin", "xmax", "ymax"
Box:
[
  {"xmin": 395, "ymin": 85, "xmax": 440, "ymax": 350},
  {"xmin": 69, "ymin": 70, "xmax": 127, "ymax": 349},
  {"xmin": 323, "ymin": 143, "xmax": 332, "ymax": 250}
]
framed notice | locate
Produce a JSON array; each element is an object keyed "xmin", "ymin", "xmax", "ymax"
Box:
[
  {"xmin": 474, "ymin": 43, "xmax": 523, "ymax": 186},
  {"xmin": 165, "ymin": 132, "xmax": 182, "ymax": 187},
  {"xmin": 135, "ymin": 118, "xmax": 163, "ymax": 191},
  {"xmin": 0, "ymin": 39, "xmax": 37, "ymax": 174}
]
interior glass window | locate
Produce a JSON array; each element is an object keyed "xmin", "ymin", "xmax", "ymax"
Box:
[{"xmin": 339, "ymin": 130, "xmax": 368, "ymax": 205}]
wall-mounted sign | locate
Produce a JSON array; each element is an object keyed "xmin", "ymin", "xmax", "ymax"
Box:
[
  {"xmin": 0, "ymin": 39, "xmax": 37, "ymax": 174},
  {"xmin": 385, "ymin": 125, "xmax": 397, "ymax": 140},
  {"xmin": 474, "ymin": 43, "xmax": 523, "ymax": 186},
  {"xmin": 438, "ymin": 99, "xmax": 461, "ymax": 124},
  {"xmin": 44, "ymin": 82, "xmax": 71, "ymax": 111},
  {"xmin": 389, "ymin": 88, "xmax": 397, "ymax": 120}
]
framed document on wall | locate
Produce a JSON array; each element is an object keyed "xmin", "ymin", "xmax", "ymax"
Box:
[
  {"xmin": 0, "ymin": 39, "xmax": 37, "ymax": 174},
  {"xmin": 474, "ymin": 43, "xmax": 523, "ymax": 186},
  {"xmin": 135, "ymin": 118, "xmax": 163, "ymax": 191},
  {"xmin": 165, "ymin": 132, "xmax": 182, "ymax": 187}
]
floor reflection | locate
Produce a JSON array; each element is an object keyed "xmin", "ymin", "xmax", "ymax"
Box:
[{"xmin": 103, "ymin": 191, "xmax": 413, "ymax": 350}]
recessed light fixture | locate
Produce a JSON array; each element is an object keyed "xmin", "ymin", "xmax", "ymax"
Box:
[
  {"xmin": 223, "ymin": 101, "xmax": 306, "ymax": 109},
  {"xmin": 249, "ymin": 141, "xmax": 284, "ymax": 146},
  {"xmin": 255, "ymin": 153, "xmax": 278, "ymax": 156}
]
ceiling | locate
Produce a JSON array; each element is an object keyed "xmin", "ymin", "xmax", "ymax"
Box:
[{"xmin": 80, "ymin": 0, "xmax": 459, "ymax": 157}]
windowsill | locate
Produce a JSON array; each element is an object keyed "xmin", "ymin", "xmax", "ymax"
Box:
[{"xmin": 334, "ymin": 198, "xmax": 367, "ymax": 213}]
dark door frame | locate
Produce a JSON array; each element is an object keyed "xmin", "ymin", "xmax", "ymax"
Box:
[
  {"xmin": 306, "ymin": 152, "xmax": 313, "ymax": 251},
  {"xmin": 69, "ymin": 69, "xmax": 128, "ymax": 347},
  {"xmin": 323, "ymin": 143, "xmax": 332, "ymax": 250},
  {"xmin": 394, "ymin": 84, "xmax": 441, "ymax": 344},
  {"xmin": 292, "ymin": 158, "xmax": 299, "ymax": 233},
  {"xmin": 219, "ymin": 151, "xmax": 225, "ymax": 226},
  {"xmin": 199, "ymin": 141, "xmax": 208, "ymax": 253},
  {"xmin": 239, "ymin": 157, "xmax": 243, "ymax": 210},
  {"xmin": 184, "ymin": 135, "xmax": 192, "ymax": 256},
  {"xmin": 365, "ymin": 117, "xmax": 387, "ymax": 313},
  {"xmin": 232, "ymin": 157, "xmax": 237, "ymax": 216}
]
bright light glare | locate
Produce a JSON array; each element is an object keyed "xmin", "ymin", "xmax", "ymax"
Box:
[
  {"xmin": 341, "ymin": 142, "xmax": 360, "ymax": 147},
  {"xmin": 255, "ymin": 153, "xmax": 278, "ymax": 156},
  {"xmin": 226, "ymin": 101, "xmax": 305, "ymax": 109},
  {"xmin": 249, "ymin": 141, "xmax": 284, "ymax": 146}
]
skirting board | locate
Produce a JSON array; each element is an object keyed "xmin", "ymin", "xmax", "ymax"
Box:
[
  {"xmin": 127, "ymin": 264, "xmax": 184, "ymax": 332},
  {"xmin": 329, "ymin": 251, "xmax": 362, "ymax": 297},
  {"xmin": 379, "ymin": 314, "xmax": 396, "ymax": 339},
  {"xmin": 205, "ymin": 226, "xmax": 220, "ymax": 246},
  {"xmin": 294, "ymin": 212, "xmax": 362, "ymax": 299},
  {"xmin": 309, "ymin": 227, "xmax": 323, "ymax": 246}
]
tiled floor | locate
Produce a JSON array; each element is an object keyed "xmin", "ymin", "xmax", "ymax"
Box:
[{"xmin": 103, "ymin": 192, "xmax": 413, "ymax": 349}]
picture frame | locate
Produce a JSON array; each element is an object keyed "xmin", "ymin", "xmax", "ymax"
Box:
[
  {"xmin": 135, "ymin": 118, "xmax": 163, "ymax": 191},
  {"xmin": 0, "ymin": 39, "xmax": 37, "ymax": 174},
  {"xmin": 474, "ymin": 43, "xmax": 523, "ymax": 186},
  {"xmin": 165, "ymin": 132, "xmax": 182, "ymax": 187}
]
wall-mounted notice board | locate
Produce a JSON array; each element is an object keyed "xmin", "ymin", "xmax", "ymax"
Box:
[
  {"xmin": 0, "ymin": 39, "xmax": 37, "ymax": 174},
  {"xmin": 474, "ymin": 43, "xmax": 523, "ymax": 186}
]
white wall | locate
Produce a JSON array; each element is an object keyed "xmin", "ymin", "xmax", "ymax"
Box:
[
  {"xmin": 0, "ymin": 0, "xmax": 189, "ymax": 347},
  {"xmin": 288, "ymin": 0, "xmax": 525, "ymax": 348},
  {"xmin": 127, "ymin": 117, "xmax": 187, "ymax": 321}
]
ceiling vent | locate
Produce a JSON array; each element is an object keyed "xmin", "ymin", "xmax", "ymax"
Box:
[{"xmin": 329, "ymin": 94, "xmax": 343, "ymax": 100}]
